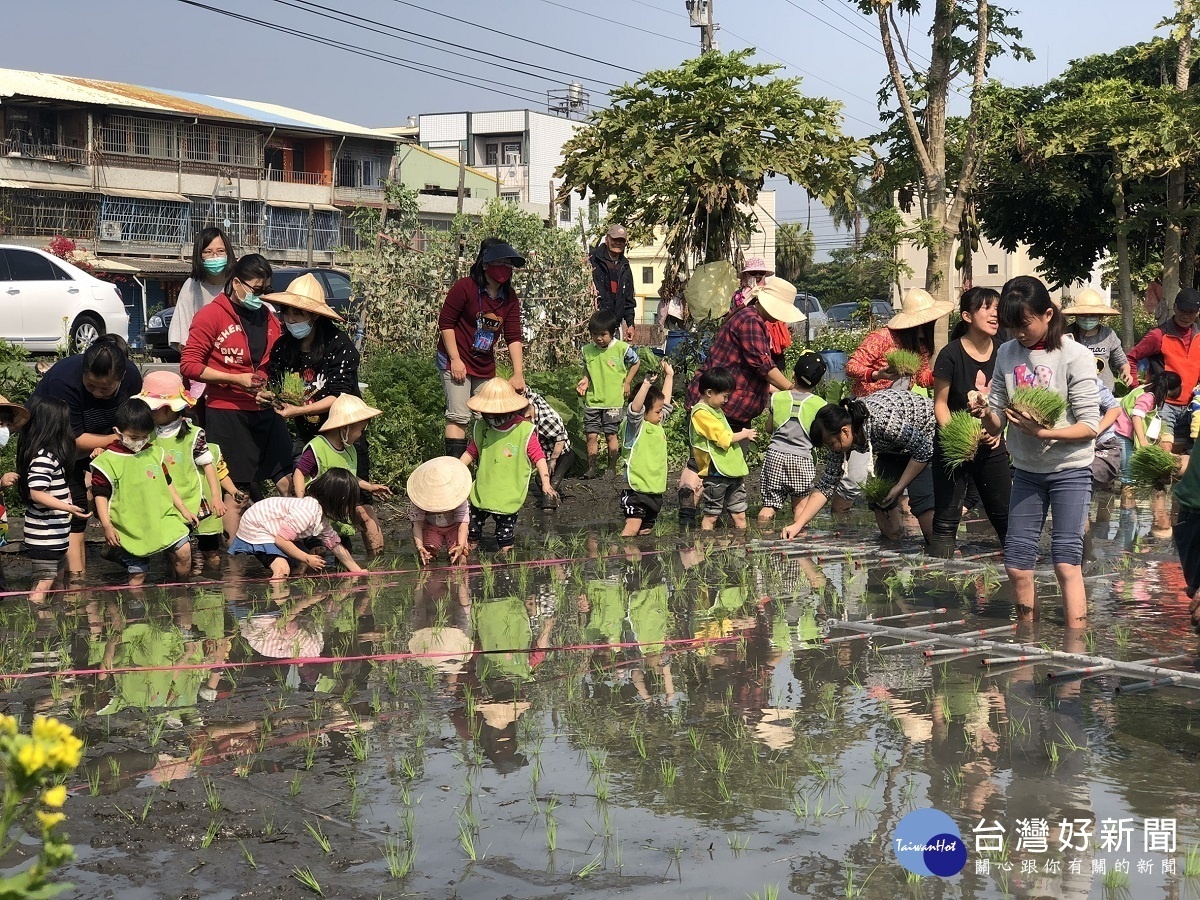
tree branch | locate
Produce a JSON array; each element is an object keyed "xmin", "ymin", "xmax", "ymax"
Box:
[
  {"xmin": 951, "ymin": 0, "xmax": 991, "ymax": 220},
  {"xmin": 889, "ymin": 6, "xmax": 920, "ymax": 78},
  {"xmin": 875, "ymin": 3, "xmax": 936, "ymax": 184}
]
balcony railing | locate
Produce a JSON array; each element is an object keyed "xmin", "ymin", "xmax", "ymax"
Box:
[
  {"xmin": 267, "ymin": 168, "xmax": 330, "ymax": 186},
  {"xmin": 1, "ymin": 139, "xmax": 90, "ymax": 166},
  {"xmin": 334, "ymin": 184, "xmax": 385, "ymax": 202}
]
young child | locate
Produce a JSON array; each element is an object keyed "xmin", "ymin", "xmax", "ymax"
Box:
[
  {"xmin": 620, "ymin": 360, "xmax": 675, "ymax": 536},
  {"xmin": 757, "ymin": 352, "xmax": 827, "ymax": 530},
  {"xmin": 91, "ymin": 399, "xmax": 195, "ymax": 586},
  {"xmin": 16, "ymin": 397, "xmax": 85, "ymax": 602},
  {"xmin": 982, "ymin": 276, "xmax": 1100, "ymax": 625},
  {"xmin": 460, "ymin": 378, "xmax": 557, "ymax": 554},
  {"xmin": 1065, "ymin": 290, "xmax": 1130, "ymax": 390},
  {"xmin": 293, "ymin": 394, "xmax": 392, "ymax": 554},
  {"xmin": 135, "ymin": 371, "xmax": 227, "ymax": 571},
  {"xmin": 1116, "ymin": 371, "xmax": 1181, "ymax": 487},
  {"xmin": 526, "ymin": 388, "xmax": 575, "ymax": 510},
  {"xmin": 689, "ymin": 367, "xmax": 757, "ymax": 531},
  {"xmin": 577, "ymin": 311, "xmax": 640, "ymax": 478},
  {"xmin": 405, "ymin": 456, "xmax": 472, "ymax": 565},
  {"xmin": 230, "ymin": 468, "xmax": 366, "ymax": 579},
  {"xmin": 0, "ymin": 396, "xmax": 31, "ymax": 593}
]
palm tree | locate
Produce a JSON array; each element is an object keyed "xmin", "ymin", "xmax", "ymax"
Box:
[{"xmin": 775, "ymin": 223, "xmax": 815, "ymax": 284}]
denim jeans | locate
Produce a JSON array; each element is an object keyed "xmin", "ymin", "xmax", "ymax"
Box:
[{"xmin": 1004, "ymin": 466, "xmax": 1092, "ymax": 570}]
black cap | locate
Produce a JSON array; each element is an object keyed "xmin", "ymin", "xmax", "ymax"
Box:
[
  {"xmin": 1175, "ymin": 288, "xmax": 1200, "ymax": 312},
  {"xmin": 792, "ymin": 351, "xmax": 827, "ymax": 389},
  {"xmin": 480, "ymin": 242, "xmax": 526, "ymax": 267}
]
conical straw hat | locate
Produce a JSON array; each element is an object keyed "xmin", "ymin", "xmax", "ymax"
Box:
[
  {"xmin": 466, "ymin": 377, "xmax": 530, "ymax": 415},
  {"xmin": 320, "ymin": 394, "xmax": 382, "ymax": 432},
  {"xmin": 888, "ymin": 288, "xmax": 956, "ymax": 330},
  {"xmin": 264, "ymin": 273, "xmax": 344, "ymax": 321},
  {"xmin": 478, "ymin": 700, "xmax": 531, "ymax": 729},
  {"xmin": 1064, "ymin": 287, "xmax": 1119, "ymax": 316},
  {"xmin": 406, "ymin": 456, "xmax": 472, "ymax": 513},
  {"xmin": 0, "ymin": 395, "xmax": 30, "ymax": 430},
  {"xmin": 408, "ymin": 627, "xmax": 473, "ymax": 674}
]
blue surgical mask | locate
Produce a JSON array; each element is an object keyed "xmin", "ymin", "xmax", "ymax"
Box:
[
  {"xmin": 286, "ymin": 321, "xmax": 313, "ymax": 339},
  {"xmin": 0, "ymin": 426, "xmax": 9, "ymax": 449},
  {"xmin": 202, "ymin": 257, "xmax": 227, "ymax": 274},
  {"xmin": 1077, "ymin": 316, "xmax": 1100, "ymax": 331}
]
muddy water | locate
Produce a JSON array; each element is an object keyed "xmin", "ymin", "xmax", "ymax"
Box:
[{"xmin": 1, "ymin": 504, "xmax": 1200, "ymax": 899}]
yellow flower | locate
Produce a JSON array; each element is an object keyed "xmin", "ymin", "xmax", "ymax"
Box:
[
  {"xmin": 0, "ymin": 714, "xmax": 16, "ymax": 737},
  {"xmin": 31, "ymin": 717, "xmax": 73, "ymax": 744},
  {"xmin": 15, "ymin": 739, "xmax": 48, "ymax": 777},
  {"xmin": 36, "ymin": 811, "xmax": 65, "ymax": 830},
  {"xmin": 42, "ymin": 785, "xmax": 67, "ymax": 808}
]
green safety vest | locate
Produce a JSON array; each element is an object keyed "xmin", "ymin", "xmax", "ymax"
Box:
[
  {"xmin": 770, "ymin": 390, "xmax": 826, "ymax": 433},
  {"xmin": 195, "ymin": 443, "xmax": 224, "ymax": 537},
  {"xmin": 689, "ymin": 402, "xmax": 749, "ymax": 478},
  {"xmin": 1119, "ymin": 386, "xmax": 1159, "ymax": 429},
  {"xmin": 157, "ymin": 425, "xmax": 204, "ymax": 518},
  {"xmin": 472, "ymin": 596, "xmax": 534, "ymax": 680},
  {"xmin": 469, "ymin": 419, "xmax": 535, "ymax": 515},
  {"xmin": 582, "ymin": 579, "xmax": 626, "ymax": 646},
  {"xmin": 628, "ymin": 584, "xmax": 669, "ymax": 656},
  {"xmin": 91, "ymin": 446, "xmax": 189, "ymax": 559},
  {"xmin": 583, "ymin": 340, "xmax": 632, "ymax": 408},
  {"xmin": 305, "ymin": 435, "xmax": 359, "ymax": 536},
  {"xmin": 621, "ymin": 415, "xmax": 668, "ymax": 494}
]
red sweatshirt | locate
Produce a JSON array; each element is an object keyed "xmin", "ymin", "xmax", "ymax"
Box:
[
  {"xmin": 180, "ymin": 293, "xmax": 282, "ymax": 411},
  {"xmin": 436, "ymin": 277, "xmax": 523, "ymax": 379}
]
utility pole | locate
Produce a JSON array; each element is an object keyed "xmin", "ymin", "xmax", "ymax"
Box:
[{"xmin": 686, "ymin": 1, "xmax": 716, "ymax": 53}]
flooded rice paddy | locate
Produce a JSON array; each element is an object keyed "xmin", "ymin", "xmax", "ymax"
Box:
[{"xmin": 2, "ymin": 499, "xmax": 1200, "ymax": 899}]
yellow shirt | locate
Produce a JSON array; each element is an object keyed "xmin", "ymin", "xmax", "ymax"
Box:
[{"xmin": 691, "ymin": 405, "xmax": 733, "ymax": 476}]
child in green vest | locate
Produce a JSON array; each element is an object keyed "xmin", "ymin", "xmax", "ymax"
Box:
[
  {"xmin": 135, "ymin": 371, "xmax": 227, "ymax": 571},
  {"xmin": 460, "ymin": 377, "xmax": 556, "ymax": 554},
  {"xmin": 293, "ymin": 393, "xmax": 393, "ymax": 554},
  {"xmin": 620, "ymin": 359, "xmax": 675, "ymax": 537},
  {"xmin": 690, "ymin": 367, "xmax": 757, "ymax": 531},
  {"xmin": 91, "ymin": 399, "xmax": 196, "ymax": 586},
  {"xmin": 576, "ymin": 311, "xmax": 640, "ymax": 478},
  {"xmin": 757, "ymin": 351, "xmax": 827, "ymax": 530}
]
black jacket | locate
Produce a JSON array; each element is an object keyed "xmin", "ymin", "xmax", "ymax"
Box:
[{"xmin": 589, "ymin": 243, "xmax": 636, "ymax": 327}]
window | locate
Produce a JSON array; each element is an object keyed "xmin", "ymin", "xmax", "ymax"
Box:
[
  {"xmin": 4, "ymin": 250, "xmax": 58, "ymax": 281},
  {"xmin": 501, "ymin": 192, "xmax": 521, "ymax": 204},
  {"xmin": 643, "ymin": 299, "xmax": 660, "ymax": 324},
  {"xmin": 987, "ymin": 264, "xmax": 999, "ymax": 275},
  {"xmin": 503, "ymin": 142, "xmax": 521, "ymax": 164},
  {"xmin": 265, "ymin": 147, "xmax": 285, "ymax": 174},
  {"xmin": 322, "ymin": 271, "xmax": 352, "ymax": 302},
  {"xmin": 484, "ymin": 143, "xmax": 499, "ymax": 166},
  {"xmin": 361, "ymin": 160, "xmax": 376, "ymax": 188},
  {"xmin": 558, "ymin": 195, "xmax": 571, "ymax": 224},
  {"xmin": 642, "ymin": 266, "xmax": 654, "ymax": 284}
]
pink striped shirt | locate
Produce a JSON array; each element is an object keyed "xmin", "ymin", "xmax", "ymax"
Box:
[{"xmin": 236, "ymin": 496, "xmax": 340, "ymax": 549}]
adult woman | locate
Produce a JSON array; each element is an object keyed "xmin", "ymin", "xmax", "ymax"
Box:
[
  {"xmin": 847, "ymin": 288, "xmax": 954, "ymax": 397},
  {"xmin": 782, "ymin": 391, "xmax": 937, "ymax": 543},
  {"xmin": 733, "ymin": 257, "xmax": 791, "ymax": 369},
  {"xmin": 180, "ymin": 254, "xmax": 292, "ymax": 500},
  {"xmin": 1064, "ymin": 289, "xmax": 1130, "ymax": 390},
  {"xmin": 168, "ymin": 227, "xmax": 234, "ymax": 352},
  {"xmin": 437, "ymin": 239, "xmax": 527, "ymax": 458},
  {"xmin": 929, "ymin": 287, "xmax": 1011, "ymax": 557},
  {"xmin": 31, "ymin": 334, "xmax": 142, "ymax": 575}
]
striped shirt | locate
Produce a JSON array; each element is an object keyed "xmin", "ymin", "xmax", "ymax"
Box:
[
  {"xmin": 236, "ymin": 496, "xmax": 340, "ymax": 549},
  {"xmin": 23, "ymin": 451, "xmax": 71, "ymax": 557}
]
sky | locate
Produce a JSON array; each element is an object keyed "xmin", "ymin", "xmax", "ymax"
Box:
[{"xmin": 4, "ymin": 0, "xmax": 1179, "ymax": 254}]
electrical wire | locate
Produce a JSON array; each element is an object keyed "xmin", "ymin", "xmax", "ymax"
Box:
[{"xmin": 529, "ymin": 0, "xmax": 696, "ymax": 46}]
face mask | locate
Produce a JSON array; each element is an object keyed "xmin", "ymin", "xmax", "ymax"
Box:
[
  {"xmin": 202, "ymin": 257, "xmax": 227, "ymax": 274},
  {"xmin": 485, "ymin": 265, "xmax": 513, "ymax": 285},
  {"xmin": 239, "ymin": 290, "xmax": 264, "ymax": 311},
  {"xmin": 1078, "ymin": 316, "xmax": 1100, "ymax": 331},
  {"xmin": 484, "ymin": 414, "xmax": 509, "ymax": 429},
  {"xmin": 0, "ymin": 427, "xmax": 9, "ymax": 449},
  {"xmin": 120, "ymin": 435, "xmax": 151, "ymax": 453},
  {"xmin": 156, "ymin": 420, "xmax": 183, "ymax": 439},
  {"xmin": 286, "ymin": 321, "xmax": 313, "ymax": 339}
]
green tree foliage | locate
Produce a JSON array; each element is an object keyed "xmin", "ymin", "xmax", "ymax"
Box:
[
  {"xmin": 774, "ymin": 224, "xmax": 815, "ymax": 283},
  {"xmin": 555, "ymin": 50, "xmax": 864, "ymax": 280}
]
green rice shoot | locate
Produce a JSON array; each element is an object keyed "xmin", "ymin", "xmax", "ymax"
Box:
[
  {"xmin": 1008, "ymin": 386, "xmax": 1067, "ymax": 429},
  {"xmin": 1130, "ymin": 446, "xmax": 1177, "ymax": 489},
  {"xmin": 885, "ymin": 349, "xmax": 922, "ymax": 377},
  {"xmin": 860, "ymin": 475, "xmax": 897, "ymax": 507},
  {"xmin": 939, "ymin": 411, "xmax": 984, "ymax": 470},
  {"xmin": 278, "ymin": 372, "xmax": 307, "ymax": 404}
]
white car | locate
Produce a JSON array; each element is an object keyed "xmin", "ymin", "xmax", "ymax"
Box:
[{"xmin": 0, "ymin": 244, "xmax": 129, "ymax": 352}]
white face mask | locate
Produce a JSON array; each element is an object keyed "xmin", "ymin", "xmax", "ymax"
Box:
[
  {"xmin": 156, "ymin": 420, "xmax": 183, "ymax": 439},
  {"xmin": 119, "ymin": 434, "xmax": 151, "ymax": 453},
  {"xmin": 0, "ymin": 426, "xmax": 9, "ymax": 448}
]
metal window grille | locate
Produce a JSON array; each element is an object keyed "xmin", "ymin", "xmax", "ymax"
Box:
[
  {"xmin": 100, "ymin": 114, "xmax": 176, "ymax": 160},
  {"xmin": 190, "ymin": 198, "xmax": 264, "ymax": 248},
  {"xmin": 263, "ymin": 207, "xmax": 340, "ymax": 251},
  {"xmin": 100, "ymin": 115, "xmax": 260, "ymax": 168},
  {"xmin": 180, "ymin": 124, "xmax": 260, "ymax": 167},
  {"xmin": 0, "ymin": 189, "xmax": 99, "ymax": 238},
  {"xmin": 313, "ymin": 210, "xmax": 339, "ymax": 252},
  {"xmin": 97, "ymin": 196, "xmax": 191, "ymax": 245}
]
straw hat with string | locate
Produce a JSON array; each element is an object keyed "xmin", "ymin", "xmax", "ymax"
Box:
[
  {"xmin": 466, "ymin": 377, "xmax": 530, "ymax": 415},
  {"xmin": 478, "ymin": 700, "xmax": 532, "ymax": 730},
  {"xmin": 263, "ymin": 273, "xmax": 345, "ymax": 322},
  {"xmin": 408, "ymin": 627, "xmax": 473, "ymax": 675},
  {"xmin": 406, "ymin": 456, "xmax": 473, "ymax": 513},
  {"xmin": 0, "ymin": 395, "xmax": 30, "ymax": 430},
  {"xmin": 888, "ymin": 288, "xmax": 956, "ymax": 330},
  {"xmin": 1063, "ymin": 287, "xmax": 1119, "ymax": 317},
  {"xmin": 746, "ymin": 275, "xmax": 804, "ymax": 325},
  {"xmin": 320, "ymin": 394, "xmax": 382, "ymax": 433}
]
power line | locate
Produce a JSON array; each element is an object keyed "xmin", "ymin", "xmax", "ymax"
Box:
[{"xmin": 529, "ymin": 0, "xmax": 696, "ymax": 46}]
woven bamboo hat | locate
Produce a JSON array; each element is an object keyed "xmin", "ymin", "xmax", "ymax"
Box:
[
  {"xmin": 1064, "ymin": 287, "xmax": 1119, "ymax": 316},
  {"xmin": 888, "ymin": 288, "xmax": 956, "ymax": 330},
  {"xmin": 466, "ymin": 377, "xmax": 530, "ymax": 415},
  {"xmin": 406, "ymin": 456, "xmax": 473, "ymax": 513},
  {"xmin": 0, "ymin": 395, "xmax": 30, "ymax": 430},
  {"xmin": 408, "ymin": 627, "xmax": 473, "ymax": 674},
  {"xmin": 135, "ymin": 370, "xmax": 195, "ymax": 413},
  {"xmin": 264, "ymin": 273, "xmax": 344, "ymax": 322},
  {"xmin": 319, "ymin": 394, "xmax": 382, "ymax": 432},
  {"xmin": 478, "ymin": 700, "xmax": 532, "ymax": 730},
  {"xmin": 748, "ymin": 276, "xmax": 804, "ymax": 324}
]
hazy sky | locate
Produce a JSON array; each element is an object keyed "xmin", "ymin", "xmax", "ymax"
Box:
[{"xmin": 4, "ymin": 0, "xmax": 1177, "ymax": 250}]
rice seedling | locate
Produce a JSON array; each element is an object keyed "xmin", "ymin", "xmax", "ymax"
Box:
[
  {"xmin": 629, "ymin": 727, "xmax": 647, "ymax": 760},
  {"xmin": 885, "ymin": 349, "xmax": 922, "ymax": 377},
  {"xmin": 748, "ymin": 885, "xmax": 780, "ymax": 900},
  {"xmin": 347, "ymin": 729, "xmax": 370, "ymax": 762},
  {"xmin": 291, "ymin": 866, "xmax": 323, "ymax": 896},
  {"xmin": 1045, "ymin": 741, "xmax": 1060, "ymax": 767},
  {"xmin": 715, "ymin": 745, "xmax": 732, "ymax": 776},
  {"xmin": 1102, "ymin": 868, "xmax": 1130, "ymax": 890},
  {"xmin": 545, "ymin": 811, "xmax": 558, "ymax": 851},
  {"xmin": 939, "ymin": 410, "xmax": 984, "ymax": 469},
  {"xmin": 458, "ymin": 818, "xmax": 479, "ymax": 861},
  {"xmin": 728, "ymin": 834, "xmax": 750, "ymax": 852},
  {"xmin": 238, "ymin": 839, "xmax": 256, "ymax": 869},
  {"xmin": 1183, "ymin": 844, "xmax": 1200, "ymax": 877},
  {"xmin": 860, "ymin": 475, "xmax": 897, "ymax": 507},
  {"xmin": 1113, "ymin": 624, "xmax": 1132, "ymax": 650},
  {"xmin": 305, "ymin": 820, "xmax": 333, "ymax": 853},
  {"xmin": 201, "ymin": 818, "xmax": 222, "ymax": 849},
  {"xmin": 1130, "ymin": 445, "xmax": 1177, "ymax": 488},
  {"xmin": 717, "ymin": 778, "xmax": 732, "ymax": 802},
  {"xmin": 687, "ymin": 727, "xmax": 702, "ymax": 752},
  {"xmin": 139, "ymin": 790, "xmax": 156, "ymax": 823},
  {"xmin": 577, "ymin": 854, "xmax": 604, "ymax": 878},
  {"xmin": 660, "ymin": 759, "xmax": 678, "ymax": 788},
  {"xmin": 1008, "ymin": 386, "xmax": 1067, "ymax": 428},
  {"xmin": 348, "ymin": 788, "xmax": 363, "ymax": 819},
  {"xmin": 290, "ymin": 772, "xmax": 303, "ymax": 797},
  {"xmin": 202, "ymin": 777, "xmax": 221, "ymax": 812},
  {"xmin": 384, "ymin": 836, "xmax": 416, "ymax": 879},
  {"xmin": 86, "ymin": 766, "xmax": 101, "ymax": 797}
]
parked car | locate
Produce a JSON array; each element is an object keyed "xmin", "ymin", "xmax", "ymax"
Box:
[
  {"xmin": 0, "ymin": 244, "xmax": 129, "ymax": 353},
  {"xmin": 145, "ymin": 266, "xmax": 355, "ymax": 361},
  {"xmin": 794, "ymin": 292, "xmax": 829, "ymax": 340},
  {"xmin": 826, "ymin": 299, "xmax": 895, "ymax": 330}
]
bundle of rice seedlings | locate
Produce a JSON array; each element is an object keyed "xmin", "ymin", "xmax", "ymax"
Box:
[
  {"xmin": 939, "ymin": 410, "xmax": 984, "ymax": 469},
  {"xmin": 1130, "ymin": 446, "xmax": 1177, "ymax": 489},
  {"xmin": 1008, "ymin": 386, "xmax": 1067, "ymax": 429},
  {"xmin": 277, "ymin": 371, "xmax": 307, "ymax": 405},
  {"xmin": 885, "ymin": 349, "xmax": 923, "ymax": 377},
  {"xmin": 860, "ymin": 475, "xmax": 897, "ymax": 507}
]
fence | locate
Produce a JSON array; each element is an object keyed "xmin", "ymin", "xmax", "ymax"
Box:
[{"xmin": 0, "ymin": 188, "xmax": 98, "ymax": 238}]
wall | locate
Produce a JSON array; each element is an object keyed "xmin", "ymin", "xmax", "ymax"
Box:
[{"xmin": 396, "ymin": 144, "xmax": 496, "ymax": 198}]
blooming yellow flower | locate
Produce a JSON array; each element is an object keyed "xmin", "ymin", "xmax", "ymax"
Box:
[
  {"xmin": 36, "ymin": 811, "xmax": 65, "ymax": 830},
  {"xmin": 15, "ymin": 739, "xmax": 48, "ymax": 777},
  {"xmin": 0, "ymin": 714, "xmax": 17, "ymax": 737},
  {"xmin": 42, "ymin": 785, "xmax": 67, "ymax": 808}
]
